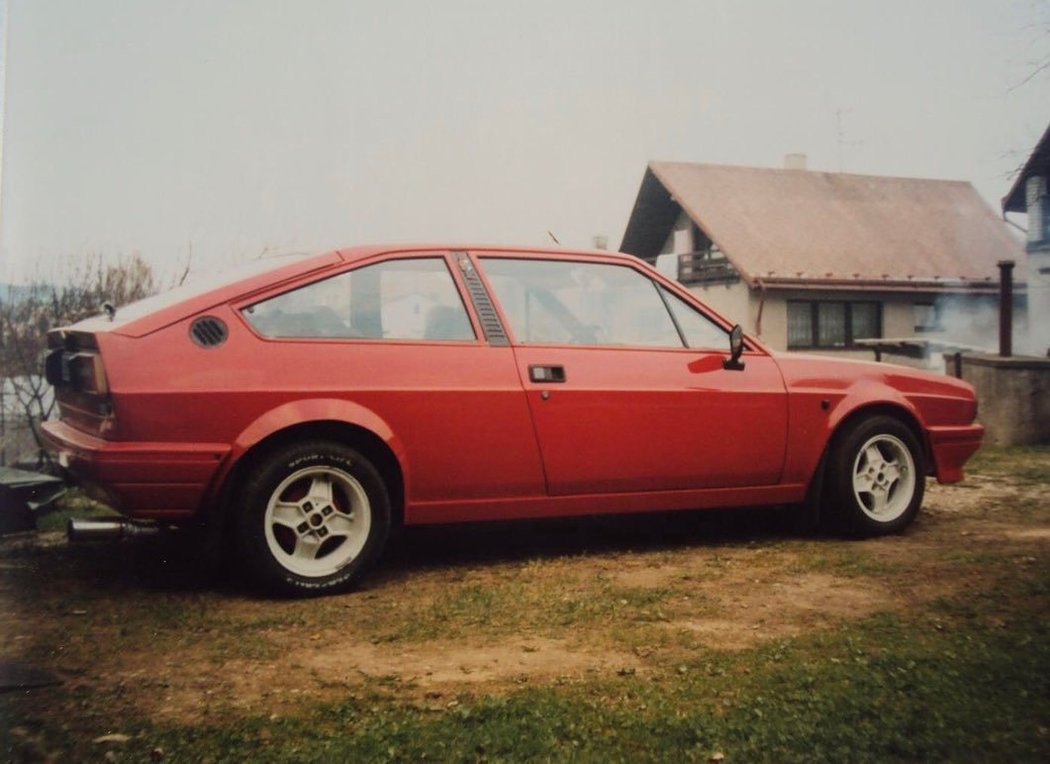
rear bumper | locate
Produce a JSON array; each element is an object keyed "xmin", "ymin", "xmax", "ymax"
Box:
[
  {"xmin": 927, "ymin": 423, "xmax": 984, "ymax": 484},
  {"xmin": 40, "ymin": 420, "xmax": 230, "ymax": 519}
]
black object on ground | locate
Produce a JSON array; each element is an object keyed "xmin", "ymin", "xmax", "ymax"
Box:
[{"xmin": 0, "ymin": 466, "xmax": 66, "ymax": 535}]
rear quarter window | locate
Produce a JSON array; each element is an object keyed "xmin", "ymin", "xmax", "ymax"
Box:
[{"xmin": 242, "ymin": 257, "xmax": 475, "ymax": 341}]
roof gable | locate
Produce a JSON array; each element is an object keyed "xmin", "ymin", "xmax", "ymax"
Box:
[
  {"xmin": 1003, "ymin": 121, "xmax": 1050, "ymax": 213},
  {"xmin": 621, "ymin": 161, "xmax": 1024, "ymax": 289}
]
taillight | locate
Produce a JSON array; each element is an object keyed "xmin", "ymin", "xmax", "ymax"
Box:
[
  {"xmin": 70, "ymin": 353, "xmax": 109, "ymax": 394},
  {"xmin": 44, "ymin": 349, "xmax": 109, "ymax": 394}
]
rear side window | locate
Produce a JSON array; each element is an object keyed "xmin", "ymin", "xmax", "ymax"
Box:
[{"xmin": 243, "ymin": 257, "xmax": 475, "ymax": 341}]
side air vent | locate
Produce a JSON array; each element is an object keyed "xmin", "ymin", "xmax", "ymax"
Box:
[
  {"xmin": 189, "ymin": 316, "xmax": 228, "ymax": 348},
  {"xmin": 454, "ymin": 253, "xmax": 509, "ymax": 346}
]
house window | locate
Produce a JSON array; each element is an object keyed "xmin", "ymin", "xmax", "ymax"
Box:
[
  {"xmin": 787, "ymin": 301, "xmax": 881, "ymax": 349},
  {"xmin": 914, "ymin": 303, "xmax": 940, "ymax": 333}
]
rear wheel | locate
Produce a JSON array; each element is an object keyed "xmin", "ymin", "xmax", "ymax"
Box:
[
  {"xmin": 235, "ymin": 440, "xmax": 390, "ymax": 595},
  {"xmin": 825, "ymin": 416, "xmax": 925, "ymax": 536}
]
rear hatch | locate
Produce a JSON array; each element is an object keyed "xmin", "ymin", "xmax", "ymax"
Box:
[{"xmin": 41, "ymin": 251, "xmax": 342, "ymax": 440}]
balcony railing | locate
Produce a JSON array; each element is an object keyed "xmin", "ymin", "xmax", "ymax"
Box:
[{"xmin": 676, "ymin": 252, "xmax": 739, "ymax": 285}]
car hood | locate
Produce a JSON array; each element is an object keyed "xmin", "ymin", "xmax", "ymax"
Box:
[{"xmin": 771, "ymin": 350, "xmax": 977, "ymax": 403}]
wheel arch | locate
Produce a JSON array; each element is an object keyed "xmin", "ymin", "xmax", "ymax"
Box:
[
  {"xmin": 206, "ymin": 401, "xmax": 407, "ymax": 531},
  {"xmin": 826, "ymin": 402, "xmax": 929, "ymax": 472},
  {"xmin": 803, "ymin": 400, "xmax": 927, "ymax": 514}
]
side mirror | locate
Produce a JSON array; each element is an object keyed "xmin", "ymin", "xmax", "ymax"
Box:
[{"xmin": 723, "ymin": 324, "xmax": 746, "ymax": 371}]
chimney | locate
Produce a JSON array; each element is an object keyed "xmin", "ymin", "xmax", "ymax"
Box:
[
  {"xmin": 998, "ymin": 260, "xmax": 1014, "ymax": 357},
  {"xmin": 784, "ymin": 153, "xmax": 808, "ymax": 170}
]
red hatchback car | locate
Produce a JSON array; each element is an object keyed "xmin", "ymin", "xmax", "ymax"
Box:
[{"xmin": 42, "ymin": 245, "xmax": 983, "ymax": 594}]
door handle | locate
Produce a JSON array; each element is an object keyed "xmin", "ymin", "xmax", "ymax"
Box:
[{"xmin": 529, "ymin": 365, "xmax": 566, "ymax": 383}]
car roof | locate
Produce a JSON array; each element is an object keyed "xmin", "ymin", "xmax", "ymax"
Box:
[
  {"xmin": 334, "ymin": 243, "xmax": 642, "ymax": 265},
  {"xmin": 80, "ymin": 244, "xmax": 650, "ymax": 339}
]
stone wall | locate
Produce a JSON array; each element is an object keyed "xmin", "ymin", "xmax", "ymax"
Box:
[{"xmin": 947, "ymin": 353, "xmax": 1050, "ymax": 446}]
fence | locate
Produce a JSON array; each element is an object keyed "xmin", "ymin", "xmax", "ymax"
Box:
[{"xmin": 0, "ymin": 376, "xmax": 52, "ymax": 467}]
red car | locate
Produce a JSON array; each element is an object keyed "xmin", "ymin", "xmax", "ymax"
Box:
[{"xmin": 42, "ymin": 245, "xmax": 983, "ymax": 595}]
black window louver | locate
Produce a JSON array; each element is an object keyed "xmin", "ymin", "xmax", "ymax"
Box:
[
  {"xmin": 189, "ymin": 316, "xmax": 228, "ymax": 348},
  {"xmin": 454, "ymin": 253, "xmax": 508, "ymax": 346}
]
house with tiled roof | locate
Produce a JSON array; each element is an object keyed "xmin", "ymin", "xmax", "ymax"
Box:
[{"xmin": 620, "ymin": 159, "xmax": 1025, "ymax": 359}]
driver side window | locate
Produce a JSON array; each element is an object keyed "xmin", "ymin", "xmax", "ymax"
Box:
[
  {"xmin": 659, "ymin": 286, "xmax": 729, "ymax": 349},
  {"xmin": 480, "ymin": 258, "xmax": 685, "ymax": 348}
]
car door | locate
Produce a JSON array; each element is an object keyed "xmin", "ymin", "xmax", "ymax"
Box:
[{"xmin": 476, "ymin": 254, "xmax": 788, "ymax": 496}]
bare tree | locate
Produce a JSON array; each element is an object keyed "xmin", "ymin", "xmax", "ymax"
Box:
[
  {"xmin": 0, "ymin": 255, "xmax": 157, "ymax": 466},
  {"xmin": 1011, "ymin": 0, "xmax": 1050, "ymax": 91}
]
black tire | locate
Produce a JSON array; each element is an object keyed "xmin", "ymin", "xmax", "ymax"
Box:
[
  {"xmin": 823, "ymin": 415, "xmax": 925, "ymax": 537},
  {"xmin": 235, "ymin": 440, "xmax": 391, "ymax": 596}
]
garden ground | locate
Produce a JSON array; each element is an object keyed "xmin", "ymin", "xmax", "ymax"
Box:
[{"xmin": 1, "ymin": 447, "xmax": 1049, "ymax": 761}]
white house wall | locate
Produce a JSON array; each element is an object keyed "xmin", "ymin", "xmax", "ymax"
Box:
[
  {"xmin": 660, "ymin": 209, "xmax": 696, "ymax": 255},
  {"xmin": 1029, "ymin": 250, "xmax": 1050, "ymax": 355},
  {"xmin": 688, "ymin": 280, "xmax": 751, "ymax": 329}
]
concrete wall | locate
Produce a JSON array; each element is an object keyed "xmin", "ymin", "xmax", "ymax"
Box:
[{"xmin": 951, "ymin": 353, "xmax": 1050, "ymax": 446}]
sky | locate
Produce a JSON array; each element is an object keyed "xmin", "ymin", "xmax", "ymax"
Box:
[{"xmin": 0, "ymin": 0, "xmax": 1048, "ymax": 284}]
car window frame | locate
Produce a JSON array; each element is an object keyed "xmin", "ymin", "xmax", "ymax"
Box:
[
  {"xmin": 233, "ymin": 252, "xmax": 484, "ymax": 345},
  {"xmin": 475, "ymin": 253, "xmax": 739, "ymax": 352},
  {"xmin": 655, "ymin": 284, "xmax": 733, "ymax": 351},
  {"xmin": 643, "ymin": 263, "xmax": 757, "ymax": 355}
]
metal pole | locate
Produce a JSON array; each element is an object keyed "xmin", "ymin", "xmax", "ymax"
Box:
[{"xmin": 998, "ymin": 260, "xmax": 1014, "ymax": 358}]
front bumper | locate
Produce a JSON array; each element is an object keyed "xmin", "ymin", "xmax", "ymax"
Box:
[
  {"xmin": 40, "ymin": 420, "xmax": 230, "ymax": 519},
  {"xmin": 927, "ymin": 423, "xmax": 984, "ymax": 484}
]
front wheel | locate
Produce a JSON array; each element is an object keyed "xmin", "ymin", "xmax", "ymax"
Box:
[
  {"xmin": 824, "ymin": 416, "xmax": 925, "ymax": 536},
  {"xmin": 235, "ymin": 441, "xmax": 391, "ymax": 595}
]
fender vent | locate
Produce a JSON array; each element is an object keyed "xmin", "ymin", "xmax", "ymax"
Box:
[{"xmin": 190, "ymin": 316, "xmax": 228, "ymax": 348}]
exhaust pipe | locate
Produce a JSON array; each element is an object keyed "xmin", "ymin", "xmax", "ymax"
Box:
[{"xmin": 68, "ymin": 517, "xmax": 161, "ymax": 541}]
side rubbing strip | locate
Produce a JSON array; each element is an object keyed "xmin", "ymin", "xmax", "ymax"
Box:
[{"xmin": 455, "ymin": 253, "xmax": 509, "ymax": 346}]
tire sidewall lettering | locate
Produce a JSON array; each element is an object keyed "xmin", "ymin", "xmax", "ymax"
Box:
[{"xmin": 287, "ymin": 454, "xmax": 353, "ymax": 471}]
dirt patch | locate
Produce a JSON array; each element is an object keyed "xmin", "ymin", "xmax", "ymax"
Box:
[
  {"xmin": 300, "ymin": 636, "xmax": 630, "ymax": 685},
  {"xmin": 1004, "ymin": 528, "xmax": 1050, "ymax": 541},
  {"xmin": 670, "ymin": 573, "xmax": 895, "ymax": 649},
  {"xmin": 73, "ymin": 636, "xmax": 641, "ymax": 725},
  {"xmin": 613, "ymin": 564, "xmax": 683, "ymax": 588},
  {"xmin": 923, "ymin": 475, "xmax": 1034, "ymax": 515}
]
